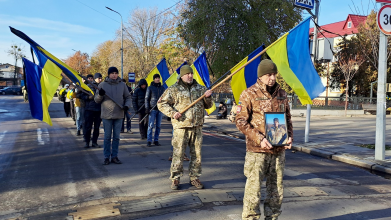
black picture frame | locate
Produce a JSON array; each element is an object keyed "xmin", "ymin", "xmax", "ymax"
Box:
[{"xmin": 264, "ymin": 112, "xmax": 289, "ymax": 147}]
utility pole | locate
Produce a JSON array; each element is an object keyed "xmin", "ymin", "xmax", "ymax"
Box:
[
  {"xmin": 106, "ymin": 7, "xmax": 124, "ymax": 79},
  {"xmin": 375, "ymin": 2, "xmax": 388, "ymax": 160},
  {"xmin": 305, "ymin": 0, "xmax": 319, "ymax": 143}
]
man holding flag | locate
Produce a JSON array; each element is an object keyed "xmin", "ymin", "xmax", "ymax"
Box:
[
  {"xmin": 158, "ymin": 65, "xmax": 213, "ymax": 190},
  {"xmin": 236, "ymin": 59, "xmax": 293, "ymax": 220}
]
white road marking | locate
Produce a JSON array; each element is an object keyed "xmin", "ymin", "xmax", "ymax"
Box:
[
  {"xmin": 0, "ymin": 130, "xmax": 7, "ymax": 146},
  {"xmin": 37, "ymin": 128, "xmax": 50, "ymax": 145},
  {"xmin": 37, "ymin": 128, "xmax": 44, "ymax": 145}
]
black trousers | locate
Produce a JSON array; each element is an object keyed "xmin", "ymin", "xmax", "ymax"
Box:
[
  {"xmin": 138, "ymin": 112, "xmax": 148, "ymax": 138},
  {"xmin": 70, "ymin": 100, "xmax": 76, "ymax": 121},
  {"xmin": 64, "ymin": 102, "xmax": 70, "ymax": 117},
  {"xmin": 84, "ymin": 110, "xmax": 101, "ymax": 144}
]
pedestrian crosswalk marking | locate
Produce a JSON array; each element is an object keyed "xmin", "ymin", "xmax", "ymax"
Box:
[
  {"xmin": 0, "ymin": 130, "xmax": 7, "ymax": 146},
  {"xmin": 37, "ymin": 128, "xmax": 49, "ymax": 145}
]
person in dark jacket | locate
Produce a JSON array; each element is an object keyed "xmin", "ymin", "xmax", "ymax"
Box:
[
  {"xmin": 80, "ymin": 73, "xmax": 102, "ymax": 148},
  {"xmin": 121, "ymin": 79, "xmax": 133, "ymax": 134},
  {"xmin": 132, "ymin": 79, "xmax": 148, "ymax": 139},
  {"xmin": 145, "ymin": 74, "xmax": 165, "ymax": 147},
  {"xmin": 217, "ymin": 102, "xmax": 228, "ymax": 119}
]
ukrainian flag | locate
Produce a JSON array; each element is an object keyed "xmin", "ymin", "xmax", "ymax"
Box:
[
  {"xmin": 165, "ymin": 61, "xmax": 187, "ymax": 87},
  {"xmin": 266, "ymin": 17, "xmax": 325, "ymax": 105},
  {"xmin": 23, "ymin": 58, "xmax": 62, "ymax": 126},
  {"xmin": 190, "ymin": 52, "xmax": 216, "ymax": 115},
  {"xmin": 145, "ymin": 58, "xmax": 171, "ymax": 88},
  {"xmin": 10, "ymin": 27, "xmax": 93, "ymax": 95},
  {"xmin": 230, "ymin": 45, "xmax": 265, "ymax": 104}
]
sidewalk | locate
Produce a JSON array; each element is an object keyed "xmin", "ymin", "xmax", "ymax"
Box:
[{"xmin": 203, "ymin": 115, "xmax": 391, "ymax": 176}]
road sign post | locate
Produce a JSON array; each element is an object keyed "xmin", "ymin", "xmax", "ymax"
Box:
[
  {"xmin": 294, "ymin": 0, "xmax": 315, "ymax": 10},
  {"xmin": 128, "ymin": 72, "xmax": 135, "ymax": 83}
]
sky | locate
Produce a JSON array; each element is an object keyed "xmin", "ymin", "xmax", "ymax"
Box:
[{"xmin": 0, "ymin": 0, "xmax": 379, "ymax": 66}]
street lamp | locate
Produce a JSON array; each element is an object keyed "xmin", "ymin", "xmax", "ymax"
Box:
[{"xmin": 106, "ymin": 6, "xmax": 124, "ymax": 79}]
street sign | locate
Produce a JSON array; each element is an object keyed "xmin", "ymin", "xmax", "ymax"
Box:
[
  {"xmin": 294, "ymin": 0, "xmax": 315, "ymax": 10},
  {"xmin": 376, "ymin": 0, "xmax": 391, "ymax": 4},
  {"xmin": 128, "ymin": 72, "xmax": 135, "ymax": 83},
  {"xmin": 377, "ymin": 4, "xmax": 391, "ymax": 35}
]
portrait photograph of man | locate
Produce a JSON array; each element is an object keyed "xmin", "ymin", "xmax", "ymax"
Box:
[{"xmin": 265, "ymin": 112, "xmax": 288, "ymax": 146}]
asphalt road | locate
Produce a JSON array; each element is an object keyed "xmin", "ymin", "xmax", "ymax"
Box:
[{"xmin": 1, "ymin": 96, "xmax": 391, "ymax": 220}]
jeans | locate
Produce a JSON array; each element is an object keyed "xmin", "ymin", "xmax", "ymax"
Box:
[
  {"xmin": 84, "ymin": 110, "xmax": 101, "ymax": 144},
  {"xmin": 75, "ymin": 107, "xmax": 85, "ymax": 130},
  {"xmin": 121, "ymin": 110, "xmax": 131, "ymax": 132},
  {"xmin": 102, "ymin": 118, "xmax": 122, "ymax": 159},
  {"xmin": 147, "ymin": 110, "xmax": 162, "ymax": 143}
]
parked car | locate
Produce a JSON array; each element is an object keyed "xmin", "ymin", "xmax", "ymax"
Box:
[{"xmin": 0, "ymin": 87, "xmax": 22, "ymax": 95}]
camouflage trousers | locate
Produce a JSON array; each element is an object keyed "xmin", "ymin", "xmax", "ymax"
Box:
[
  {"xmin": 242, "ymin": 151, "xmax": 285, "ymax": 220},
  {"xmin": 170, "ymin": 126, "xmax": 203, "ymax": 181}
]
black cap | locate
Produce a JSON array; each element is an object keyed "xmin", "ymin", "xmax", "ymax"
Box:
[
  {"xmin": 87, "ymin": 74, "xmax": 94, "ymax": 79},
  {"xmin": 108, "ymin": 67, "xmax": 119, "ymax": 75},
  {"xmin": 153, "ymin": 74, "xmax": 160, "ymax": 79},
  {"xmin": 94, "ymin": 73, "xmax": 102, "ymax": 79}
]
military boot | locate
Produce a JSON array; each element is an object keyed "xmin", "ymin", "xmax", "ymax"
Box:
[
  {"xmin": 190, "ymin": 178, "xmax": 204, "ymax": 189},
  {"xmin": 171, "ymin": 178, "xmax": 180, "ymax": 190}
]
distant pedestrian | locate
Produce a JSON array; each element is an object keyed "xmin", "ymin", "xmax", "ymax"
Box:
[
  {"xmin": 145, "ymin": 74, "xmax": 165, "ymax": 147},
  {"xmin": 158, "ymin": 65, "xmax": 213, "ymax": 190},
  {"xmin": 71, "ymin": 84, "xmax": 86, "ymax": 136},
  {"xmin": 132, "ymin": 79, "xmax": 148, "ymax": 139},
  {"xmin": 22, "ymin": 86, "xmax": 28, "ymax": 102},
  {"xmin": 95, "ymin": 67, "xmax": 132, "ymax": 165},
  {"xmin": 216, "ymin": 102, "xmax": 227, "ymax": 119},
  {"xmin": 236, "ymin": 59, "xmax": 293, "ymax": 220},
  {"xmin": 60, "ymin": 84, "xmax": 71, "ymax": 117},
  {"xmin": 121, "ymin": 79, "xmax": 132, "ymax": 133},
  {"xmin": 67, "ymin": 86, "xmax": 76, "ymax": 123},
  {"xmin": 80, "ymin": 74, "xmax": 102, "ymax": 148}
]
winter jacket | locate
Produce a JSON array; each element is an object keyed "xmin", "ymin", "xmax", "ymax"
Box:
[
  {"xmin": 145, "ymin": 81, "xmax": 165, "ymax": 111},
  {"xmin": 132, "ymin": 79, "xmax": 148, "ymax": 112},
  {"xmin": 94, "ymin": 77, "xmax": 132, "ymax": 120},
  {"xmin": 235, "ymin": 79, "xmax": 293, "ymax": 154},
  {"xmin": 157, "ymin": 79, "xmax": 213, "ymax": 129},
  {"xmin": 80, "ymin": 82, "xmax": 101, "ymax": 111}
]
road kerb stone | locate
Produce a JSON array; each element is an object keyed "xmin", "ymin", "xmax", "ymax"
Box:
[
  {"xmin": 331, "ymin": 154, "xmax": 375, "ymax": 170},
  {"xmin": 372, "ymin": 165, "xmax": 391, "ymax": 175},
  {"xmin": 300, "ymin": 146, "xmax": 334, "ymax": 159}
]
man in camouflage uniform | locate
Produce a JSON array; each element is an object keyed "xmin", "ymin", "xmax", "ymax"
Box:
[
  {"xmin": 236, "ymin": 59, "xmax": 293, "ymax": 220},
  {"xmin": 267, "ymin": 118, "xmax": 287, "ymax": 145},
  {"xmin": 158, "ymin": 65, "xmax": 213, "ymax": 190}
]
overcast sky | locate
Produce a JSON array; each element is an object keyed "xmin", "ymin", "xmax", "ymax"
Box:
[{"xmin": 0, "ymin": 0, "xmax": 378, "ymax": 66}]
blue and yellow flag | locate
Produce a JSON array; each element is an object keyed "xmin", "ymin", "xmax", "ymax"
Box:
[
  {"xmin": 145, "ymin": 58, "xmax": 170, "ymax": 88},
  {"xmin": 230, "ymin": 45, "xmax": 265, "ymax": 104},
  {"xmin": 23, "ymin": 58, "xmax": 62, "ymax": 126},
  {"xmin": 190, "ymin": 52, "xmax": 216, "ymax": 114},
  {"xmin": 165, "ymin": 61, "xmax": 187, "ymax": 87},
  {"xmin": 266, "ymin": 17, "xmax": 325, "ymax": 105},
  {"xmin": 10, "ymin": 27, "xmax": 93, "ymax": 95}
]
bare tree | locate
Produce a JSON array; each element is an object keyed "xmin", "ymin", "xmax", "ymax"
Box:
[{"xmin": 7, "ymin": 44, "xmax": 25, "ymax": 85}]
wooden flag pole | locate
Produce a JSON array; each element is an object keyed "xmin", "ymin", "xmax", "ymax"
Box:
[{"xmin": 178, "ymin": 35, "xmax": 286, "ymax": 114}]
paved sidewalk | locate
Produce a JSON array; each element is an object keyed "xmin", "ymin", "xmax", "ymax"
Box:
[{"xmin": 203, "ymin": 115, "xmax": 391, "ymax": 175}]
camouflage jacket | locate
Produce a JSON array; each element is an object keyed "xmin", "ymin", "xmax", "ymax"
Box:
[
  {"xmin": 267, "ymin": 125, "xmax": 287, "ymax": 145},
  {"xmin": 157, "ymin": 79, "xmax": 213, "ymax": 129},
  {"xmin": 236, "ymin": 79, "xmax": 293, "ymax": 154}
]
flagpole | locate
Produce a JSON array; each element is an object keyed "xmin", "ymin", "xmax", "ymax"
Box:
[{"xmin": 178, "ymin": 34, "xmax": 287, "ymax": 114}]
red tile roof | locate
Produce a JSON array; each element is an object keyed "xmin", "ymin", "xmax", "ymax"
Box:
[{"xmin": 309, "ymin": 14, "xmax": 367, "ymax": 39}]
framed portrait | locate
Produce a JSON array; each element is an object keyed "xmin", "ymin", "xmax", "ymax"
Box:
[{"xmin": 264, "ymin": 112, "xmax": 289, "ymax": 147}]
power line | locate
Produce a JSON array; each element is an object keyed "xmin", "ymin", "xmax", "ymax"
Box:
[{"xmin": 74, "ymin": 0, "xmax": 120, "ymax": 23}]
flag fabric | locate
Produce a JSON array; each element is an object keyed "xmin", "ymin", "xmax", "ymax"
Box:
[
  {"xmin": 145, "ymin": 58, "xmax": 171, "ymax": 88},
  {"xmin": 10, "ymin": 27, "xmax": 93, "ymax": 95},
  {"xmin": 190, "ymin": 52, "xmax": 216, "ymax": 115},
  {"xmin": 165, "ymin": 61, "xmax": 187, "ymax": 87},
  {"xmin": 230, "ymin": 45, "xmax": 265, "ymax": 104},
  {"xmin": 23, "ymin": 58, "xmax": 62, "ymax": 126},
  {"xmin": 266, "ymin": 17, "xmax": 325, "ymax": 105}
]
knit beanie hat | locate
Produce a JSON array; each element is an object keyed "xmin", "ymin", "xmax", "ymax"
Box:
[
  {"xmin": 179, "ymin": 65, "xmax": 193, "ymax": 77},
  {"xmin": 153, "ymin": 74, "xmax": 160, "ymax": 79},
  {"xmin": 257, "ymin": 59, "xmax": 277, "ymax": 77},
  {"xmin": 94, "ymin": 73, "xmax": 102, "ymax": 79},
  {"xmin": 87, "ymin": 74, "xmax": 94, "ymax": 79},
  {"xmin": 108, "ymin": 66, "xmax": 119, "ymax": 75}
]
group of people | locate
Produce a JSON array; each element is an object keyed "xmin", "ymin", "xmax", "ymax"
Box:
[{"xmin": 58, "ymin": 59, "xmax": 294, "ymax": 220}]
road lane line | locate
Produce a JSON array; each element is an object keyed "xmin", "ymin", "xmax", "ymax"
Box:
[
  {"xmin": 43, "ymin": 128, "xmax": 50, "ymax": 143},
  {"xmin": 0, "ymin": 130, "xmax": 7, "ymax": 146},
  {"xmin": 37, "ymin": 128, "xmax": 44, "ymax": 145}
]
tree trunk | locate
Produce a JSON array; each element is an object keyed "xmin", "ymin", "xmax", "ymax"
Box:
[{"xmin": 345, "ymin": 80, "xmax": 349, "ymax": 117}]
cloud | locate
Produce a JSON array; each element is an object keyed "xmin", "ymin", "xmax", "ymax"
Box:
[{"xmin": 0, "ymin": 14, "xmax": 101, "ymax": 35}]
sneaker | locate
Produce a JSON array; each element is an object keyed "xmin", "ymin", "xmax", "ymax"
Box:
[
  {"xmin": 84, "ymin": 142, "xmax": 90, "ymax": 148},
  {"xmin": 154, "ymin": 141, "xmax": 161, "ymax": 146},
  {"xmin": 140, "ymin": 137, "xmax": 147, "ymax": 140},
  {"xmin": 77, "ymin": 130, "xmax": 81, "ymax": 136},
  {"xmin": 183, "ymin": 154, "xmax": 190, "ymax": 161},
  {"xmin": 103, "ymin": 158, "xmax": 110, "ymax": 165},
  {"xmin": 190, "ymin": 178, "xmax": 204, "ymax": 189},
  {"xmin": 127, "ymin": 130, "xmax": 133, "ymax": 134},
  {"xmin": 168, "ymin": 154, "xmax": 173, "ymax": 161},
  {"xmin": 171, "ymin": 178, "xmax": 180, "ymax": 190},
  {"xmin": 92, "ymin": 142, "xmax": 100, "ymax": 148},
  {"xmin": 147, "ymin": 142, "xmax": 152, "ymax": 147},
  {"xmin": 111, "ymin": 157, "xmax": 122, "ymax": 164}
]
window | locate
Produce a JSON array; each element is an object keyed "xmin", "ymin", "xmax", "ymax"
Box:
[{"xmin": 347, "ymin": 22, "xmax": 352, "ymax": 28}]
